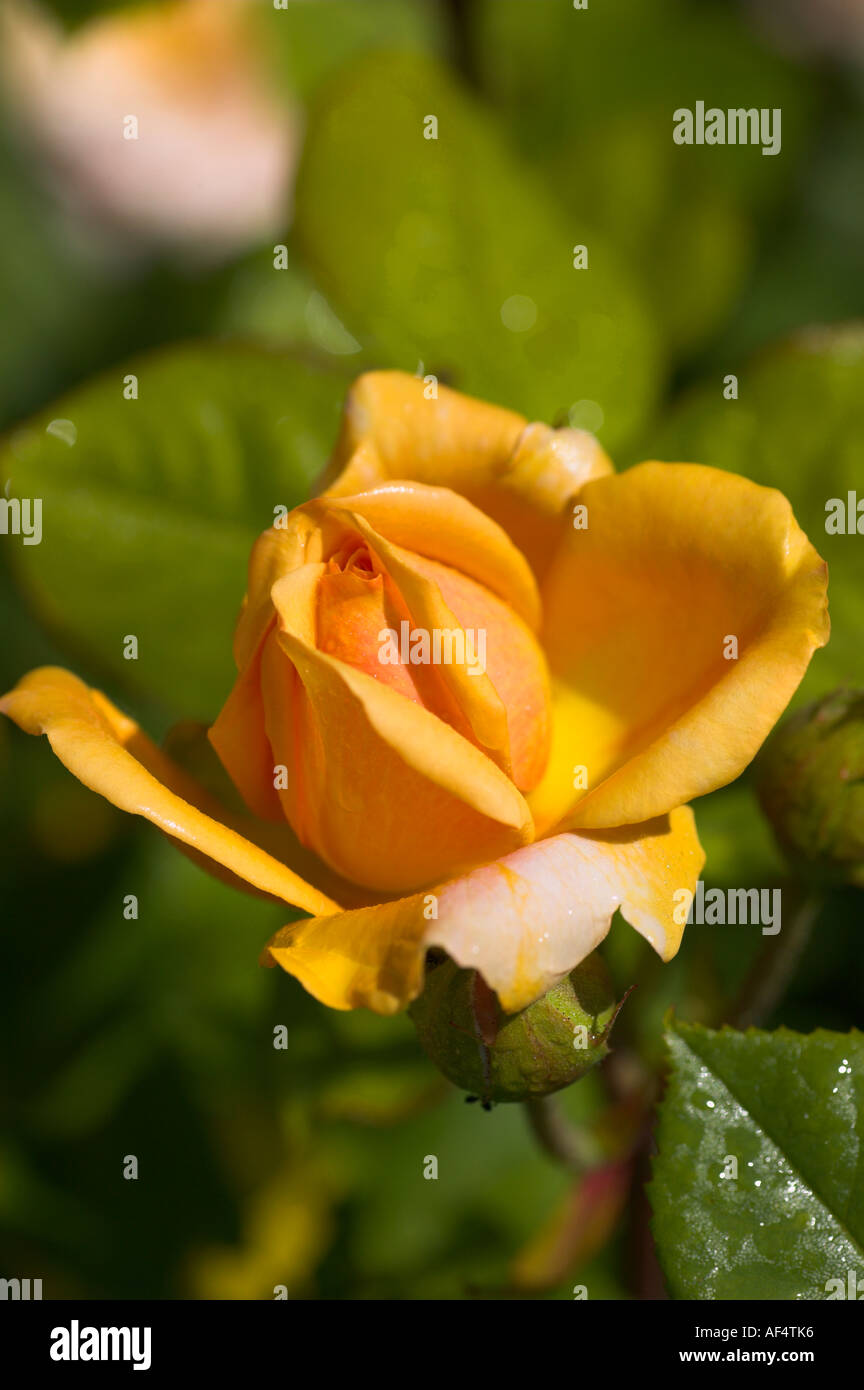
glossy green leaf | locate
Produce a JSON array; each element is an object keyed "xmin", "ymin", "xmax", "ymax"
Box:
[
  {"xmin": 1, "ymin": 344, "xmax": 349, "ymax": 716},
  {"xmin": 293, "ymin": 50, "xmax": 661, "ymax": 452},
  {"xmin": 651, "ymin": 1020, "xmax": 864, "ymax": 1299}
]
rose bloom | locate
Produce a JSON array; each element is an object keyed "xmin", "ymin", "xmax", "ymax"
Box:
[
  {"xmin": 1, "ymin": 0, "xmax": 296, "ymax": 254},
  {"xmin": 1, "ymin": 374, "xmax": 829, "ymax": 1014}
]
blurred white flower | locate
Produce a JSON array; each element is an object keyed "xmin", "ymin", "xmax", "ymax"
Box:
[{"xmin": 1, "ymin": 0, "xmax": 299, "ymax": 257}]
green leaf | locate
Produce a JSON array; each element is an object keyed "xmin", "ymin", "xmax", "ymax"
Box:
[
  {"xmin": 293, "ymin": 50, "xmax": 661, "ymax": 452},
  {"xmin": 650, "ymin": 1020, "xmax": 864, "ymax": 1299},
  {"xmin": 2, "ymin": 344, "xmax": 349, "ymax": 716},
  {"xmin": 648, "ymin": 325, "xmax": 864, "ymax": 699}
]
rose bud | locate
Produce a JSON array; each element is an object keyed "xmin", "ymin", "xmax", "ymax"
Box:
[
  {"xmin": 756, "ymin": 688, "xmax": 864, "ymax": 887},
  {"xmin": 409, "ymin": 952, "xmax": 618, "ymax": 1103}
]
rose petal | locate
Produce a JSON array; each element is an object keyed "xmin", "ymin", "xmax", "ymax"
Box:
[
  {"xmin": 210, "ymin": 560, "xmax": 325, "ymax": 821},
  {"xmin": 531, "ymin": 462, "xmax": 830, "ymax": 833},
  {"xmin": 321, "ymin": 372, "xmax": 612, "ymax": 576},
  {"xmin": 346, "ymin": 514, "xmax": 515, "ymax": 779},
  {"xmin": 0, "ymin": 667, "xmax": 338, "ymax": 916},
  {"xmin": 270, "ymin": 617, "xmax": 534, "ymax": 893},
  {"xmin": 314, "ymin": 482, "xmax": 542, "ymax": 630},
  {"xmin": 265, "ymin": 805, "xmax": 704, "ymax": 1014}
]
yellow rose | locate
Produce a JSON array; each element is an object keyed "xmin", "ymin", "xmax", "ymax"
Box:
[{"xmin": 1, "ymin": 373, "xmax": 829, "ymax": 1015}]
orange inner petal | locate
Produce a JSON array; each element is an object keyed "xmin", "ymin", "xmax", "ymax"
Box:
[{"xmin": 315, "ymin": 539, "xmax": 551, "ymax": 793}]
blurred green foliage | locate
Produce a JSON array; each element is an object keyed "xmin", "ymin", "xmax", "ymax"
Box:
[
  {"xmin": 38, "ymin": 0, "xmax": 143, "ymax": 26},
  {"xmin": 475, "ymin": 0, "xmax": 815, "ymax": 356},
  {"xmin": 261, "ymin": 0, "xmax": 443, "ymax": 99},
  {"xmin": 0, "ymin": 0, "xmax": 862, "ymax": 1302}
]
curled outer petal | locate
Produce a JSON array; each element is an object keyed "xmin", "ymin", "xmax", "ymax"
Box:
[
  {"xmin": 0, "ymin": 667, "xmax": 339, "ymax": 917},
  {"xmin": 529, "ymin": 463, "xmax": 830, "ymax": 836},
  {"xmin": 320, "ymin": 371, "xmax": 613, "ymax": 575},
  {"xmin": 264, "ymin": 805, "xmax": 704, "ymax": 1015}
]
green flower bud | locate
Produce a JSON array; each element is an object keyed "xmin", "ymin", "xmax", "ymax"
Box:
[
  {"xmin": 409, "ymin": 952, "xmax": 619, "ymax": 1105},
  {"xmin": 755, "ymin": 689, "xmax": 864, "ymax": 887}
]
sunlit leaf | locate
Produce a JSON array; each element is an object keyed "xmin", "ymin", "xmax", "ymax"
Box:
[{"xmin": 293, "ymin": 50, "xmax": 661, "ymax": 451}]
